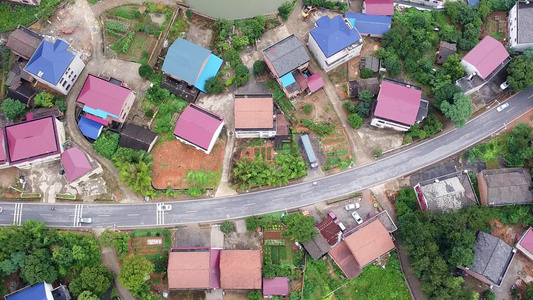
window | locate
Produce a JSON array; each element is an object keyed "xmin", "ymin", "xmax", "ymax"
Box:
[
  {"xmin": 68, "ymin": 74, "xmax": 71, "ymax": 79},
  {"xmin": 66, "ymin": 84, "xmax": 71, "ymax": 90},
  {"xmin": 59, "ymin": 78, "xmax": 63, "ymax": 84},
  {"xmin": 73, "ymin": 74, "xmax": 77, "ymax": 80},
  {"xmin": 62, "ymin": 81, "xmax": 67, "ymax": 87}
]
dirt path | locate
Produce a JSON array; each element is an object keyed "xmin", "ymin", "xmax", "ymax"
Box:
[{"xmin": 100, "ymin": 246, "xmax": 137, "ymax": 300}]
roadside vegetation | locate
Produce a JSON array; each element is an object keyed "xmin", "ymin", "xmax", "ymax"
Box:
[
  {"xmin": 0, "ymin": 0, "xmax": 61, "ymax": 33},
  {"xmin": 303, "ymin": 0, "xmax": 349, "ymax": 11},
  {"xmin": 396, "ymin": 189, "xmax": 533, "ymax": 299}
]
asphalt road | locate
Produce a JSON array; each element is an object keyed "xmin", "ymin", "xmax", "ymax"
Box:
[{"xmin": 1, "ymin": 88, "xmax": 532, "ymax": 228}]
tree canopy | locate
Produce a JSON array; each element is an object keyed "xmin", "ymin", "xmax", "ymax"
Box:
[
  {"xmin": 205, "ymin": 76, "xmax": 225, "ymax": 94},
  {"xmin": 112, "ymin": 147, "xmax": 154, "ymax": 197},
  {"xmin": 69, "ymin": 265, "xmax": 113, "ymax": 297},
  {"xmin": 34, "ymin": 92, "xmax": 55, "ymax": 108},
  {"xmin": 118, "ymin": 255, "xmax": 154, "ymax": 295},
  {"xmin": 507, "ymin": 55, "xmax": 533, "ymax": 92},
  {"xmin": 282, "ymin": 213, "xmax": 318, "ymax": 242},
  {"xmin": 1, "ymin": 98, "xmax": 26, "ymax": 120},
  {"xmin": 504, "ymin": 122, "xmax": 533, "ymax": 167},
  {"xmin": 440, "ymin": 92, "xmax": 473, "ymax": 128},
  {"xmin": 93, "ymin": 131, "xmax": 120, "ymax": 159}
]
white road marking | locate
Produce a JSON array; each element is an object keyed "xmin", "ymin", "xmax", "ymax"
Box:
[
  {"xmin": 13, "ymin": 203, "xmax": 23, "ymax": 225},
  {"xmin": 186, "ymin": 210, "xmax": 198, "ymax": 213},
  {"xmin": 331, "ymin": 184, "xmax": 341, "ymax": 188},
  {"xmin": 214, "ymin": 207, "xmax": 226, "ymax": 211},
  {"xmin": 506, "ymin": 107, "xmax": 516, "ymax": 113},
  {"xmin": 98, "ymin": 214, "xmax": 110, "ymax": 217},
  {"xmin": 243, "ymin": 203, "xmax": 255, "ymax": 207},
  {"xmin": 127, "ymin": 214, "xmax": 140, "ymax": 216}
]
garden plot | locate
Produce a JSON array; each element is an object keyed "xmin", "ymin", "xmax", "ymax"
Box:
[
  {"xmin": 481, "ymin": 11, "xmax": 508, "ymax": 42},
  {"xmin": 240, "ymin": 140, "xmax": 275, "ymax": 162},
  {"xmin": 104, "ymin": 4, "xmax": 168, "ymax": 62}
]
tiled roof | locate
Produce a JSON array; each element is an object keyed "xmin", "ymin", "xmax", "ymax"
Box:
[
  {"xmin": 310, "ymin": 16, "xmax": 361, "ymax": 58},
  {"xmin": 302, "ymin": 232, "xmax": 330, "ymax": 260},
  {"xmin": 518, "ymin": 228, "xmax": 533, "ymax": 255},
  {"xmin": 173, "ymin": 104, "xmax": 224, "ymax": 151},
  {"xmin": 344, "ymin": 219, "xmax": 395, "ymax": 267},
  {"xmin": 478, "ymin": 168, "xmax": 533, "ymax": 206},
  {"xmin": 0, "ymin": 130, "xmax": 6, "ymax": 164},
  {"xmin": 329, "ymin": 240, "xmax": 363, "ymax": 280},
  {"xmin": 119, "ymin": 124, "xmax": 158, "ymax": 152},
  {"xmin": 5, "ymin": 282, "xmax": 49, "ymax": 300},
  {"xmin": 77, "ymin": 75, "xmax": 132, "ymax": 118},
  {"xmin": 470, "ymin": 231, "xmax": 514, "ymax": 286},
  {"xmin": 234, "ymin": 95, "xmax": 274, "ymax": 129},
  {"xmin": 308, "ymin": 73, "xmax": 324, "ymax": 92},
  {"xmin": 263, "ymin": 35, "xmax": 310, "ymax": 77},
  {"xmin": 364, "ymin": 0, "xmax": 394, "ymax": 15},
  {"xmin": 220, "ymin": 250, "xmax": 262, "ymax": 289},
  {"xmin": 4, "ymin": 116, "xmax": 61, "ymax": 164},
  {"xmin": 263, "ymin": 277, "xmax": 289, "ymax": 296},
  {"xmin": 374, "ymin": 80, "xmax": 422, "ymax": 126},
  {"xmin": 168, "ymin": 249, "xmax": 211, "ymax": 289},
  {"xmin": 316, "ymin": 216, "xmax": 341, "ymax": 246},
  {"xmin": 462, "ymin": 36, "xmax": 509, "ymax": 79},
  {"xmin": 61, "ymin": 147, "xmax": 92, "ymax": 182},
  {"xmin": 6, "ymin": 26, "xmax": 43, "ymax": 60},
  {"xmin": 345, "ymin": 13, "xmax": 391, "ymax": 36},
  {"xmin": 25, "ymin": 40, "xmax": 75, "ymax": 85}
]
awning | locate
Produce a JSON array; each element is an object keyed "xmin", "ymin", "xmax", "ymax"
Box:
[
  {"xmin": 280, "ymin": 73, "xmax": 296, "ymax": 87},
  {"xmin": 85, "ymin": 113, "xmax": 109, "ymax": 126},
  {"xmin": 308, "ymin": 73, "xmax": 325, "ymax": 92},
  {"xmin": 78, "ymin": 117, "xmax": 103, "ymax": 140}
]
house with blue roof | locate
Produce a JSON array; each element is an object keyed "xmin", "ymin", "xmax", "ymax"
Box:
[
  {"xmin": 161, "ymin": 38, "xmax": 223, "ymax": 99},
  {"xmin": 24, "ymin": 39, "xmax": 85, "ymax": 95},
  {"xmin": 344, "ymin": 13, "xmax": 391, "ymax": 38},
  {"xmin": 5, "ymin": 282, "xmax": 71, "ymax": 300},
  {"xmin": 308, "ymin": 15, "xmax": 364, "ymax": 72}
]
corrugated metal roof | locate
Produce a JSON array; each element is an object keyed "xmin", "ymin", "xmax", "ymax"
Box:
[
  {"xmin": 77, "ymin": 75, "xmax": 132, "ymax": 118},
  {"xmin": 61, "ymin": 147, "xmax": 92, "ymax": 182},
  {"xmin": 78, "ymin": 117, "xmax": 103, "ymax": 140},
  {"xmin": 263, "ymin": 277, "xmax": 289, "ymax": 296},
  {"xmin": 301, "ymin": 135, "xmax": 317, "ymax": 163},
  {"xmin": 162, "ymin": 38, "xmax": 212, "ymax": 86},
  {"xmin": 345, "ymin": 13, "xmax": 391, "ymax": 36},
  {"xmin": 374, "ymin": 80, "xmax": 422, "ymax": 126},
  {"xmin": 6, "ymin": 283, "xmax": 48, "ymax": 300},
  {"xmin": 173, "ymin": 104, "xmax": 224, "ymax": 151},
  {"xmin": 25, "ymin": 40, "xmax": 74, "ymax": 85},
  {"xmin": 310, "ymin": 16, "xmax": 362, "ymax": 58},
  {"xmin": 462, "ymin": 36, "xmax": 509, "ymax": 79},
  {"xmin": 364, "ymin": 0, "xmax": 394, "ymax": 15}
]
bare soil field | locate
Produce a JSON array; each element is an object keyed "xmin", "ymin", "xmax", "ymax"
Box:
[{"xmin": 151, "ymin": 139, "xmax": 225, "ymax": 189}]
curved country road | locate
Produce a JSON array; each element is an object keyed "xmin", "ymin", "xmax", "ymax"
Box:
[{"xmin": 1, "ymin": 88, "xmax": 532, "ymax": 228}]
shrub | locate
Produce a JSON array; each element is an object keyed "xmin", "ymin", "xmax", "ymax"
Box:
[
  {"xmin": 1, "ymin": 98, "xmax": 26, "ymax": 120},
  {"xmin": 93, "ymin": 131, "xmax": 120, "ymax": 159},
  {"xmin": 303, "ymin": 104, "xmax": 313, "ymax": 115},
  {"xmin": 360, "ymin": 68, "xmax": 373, "ymax": 79},
  {"xmin": 34, "ymin": 92, "xmax": 55, "ymax": 108},
  {"xmin": 484, "ymin": 290, "xmax": 495, "ymax": 300},
  {"xmin": 205, "ymin": 76, "xmax": 225, "ymax": 94},
  {"xmin": 374, "ymin": 149, "xmax": 383, "ymax": 157},
  {"xmin": 233, "ymin": 64, "xmax": 250, "ymax": 87},
  {"xmin": 246, "ymin": 216, "xmax": 260, "ymax": 231},
  {"xmin": 278, "ymin": 1, "xmax": 293, "ymax": 21},
  {"xmin": 220, "ymin": 221, "xmax": 234, "ymax": 234},
  {"xmin": 253, "ymin": 60, "xmax": 266, "ymax": 75},
  {"xmin": 185, "ymin": 9, "xmax": 192, "ymax": 18},
  {"xmin": 248, "ymin": 290, "xmax": 262, "ymax": 300},
  {"xmin": 348, "ymin": 113, "xmax": 363, "ymax": 129},
  {"xmin": 144, "ymin": 109, "xmax": 154, "ymax": 118},
  {"xmin": 138, "ymin": 64, "xmax": 153, "ymax": 79},
  {"xmin": 55, "ymin": 99, "xmax": 67, "ymax": 112},
  {"xmin": 134, "ymin": 10, "xmax": 141, "ymax": 19}
]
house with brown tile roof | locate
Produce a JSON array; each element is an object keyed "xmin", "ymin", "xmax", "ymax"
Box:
[
  {"xmin": 220, "ymin": 250, "xmax": 262, "ymax": 290},
  {"xmin": 6, "ymin": 26, "xmax": 43, "ymax": 60},
  {"xmin": 234, "ymin": 94, "xmax": 276, "ymax": 139},
  {"xmin": 476, "ymin": 168, "xmax": 533, "ymax": 207},
  {"xmin": 329, "ymin": 219, "xmax": 395, "ymax": 280},
  {"xmin": 168, "ymin": 248, "xmax": 211, "ymax": 289}
]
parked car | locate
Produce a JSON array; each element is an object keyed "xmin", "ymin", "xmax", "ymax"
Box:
[
  {"xmin": 328, "ymin": 211, "xmax": 339, "ymax": 224},
  {"xmin": 79, "ymin": 217, "xmax": 92, "ymax": 224},
  {"xmin": 338, "ymin": 222, "xmax": 346, "ymax": 232},
  {"xmin": 497, "ymin": 103, "xmax": 509, "ymax": 112},
  {"xmin": 0, "ymin": 207, "xmax": 3, "ymax": 213},
  {"xmin": 302, "ymin": 6, "xmax": 317, "ymax": 18},
  {"xmin": 500, "ymin": 81, "xmax": 509, "ymax": 90},
  {"xmin": 352, "ymin": 212, "xmax": 363, "ymax": 224},
  {"xmin": 159, "ymin": 204, "xmax": 172, "ymax": 211},
  {"xmin": 345, "ymin": 203, "xmax": 360, "ymax": 210}
]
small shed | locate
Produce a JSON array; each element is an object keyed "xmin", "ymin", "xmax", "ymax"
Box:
[
  {"xmin": 436, "ymin": 41, "xmax": 457, "ymax": 64},
  {"xmin": 263, "ymin": 277, "xmax": 289, "ymax": 296},
  {"xmin": 360, "ymin": 56, "xmax": 380, "ymax": 72},
  {"xmin": 78, "ymin": 117, "xmax": 103, "ymax": 140}
]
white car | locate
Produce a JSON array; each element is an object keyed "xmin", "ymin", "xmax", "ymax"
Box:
[
  {"xmin": 352, "ymin": 212, "xmax": 363, "ymax": 224},
  {"xmin": 500, "ymin": 81, "xmax": 509, "ymax": 90},
  {"xmin": 79, "ymin": 217, "xmax": 92, "ymax": 224},
  {"xmin": 159, "ymin": 204, "xmax": 172, "ymax": 211},
  {"xmin": 345, "ymin": 203, "xmax": 360, "ymax": 210},
  {"xmin": 497, "ymin": 103, "xmax": 509, "ymax": 112},
  {"xmin": 0, "ymin": 207, "xmax": 3, "ymax": 213}
]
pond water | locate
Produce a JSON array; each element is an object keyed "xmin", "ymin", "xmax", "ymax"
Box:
[{"xmin": 185, "ymin": 0, "xmax": 287, "ymax": 20}]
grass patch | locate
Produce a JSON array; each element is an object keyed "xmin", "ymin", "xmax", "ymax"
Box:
[
  {"xmin": 0, "ymin": 0, "xmax": 61, "ymax": 33},
  {"xmin": 131, "ymin": 229, "xmax": 172, "ymax": 248},
  {"xmin": 303, "ymin": 251, "xmax": 410, "ymax": 300}
]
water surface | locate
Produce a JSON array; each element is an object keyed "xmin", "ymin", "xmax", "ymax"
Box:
[{"xmin": 186, "ymin": 0, "xmax": 288, "ymax": 20}]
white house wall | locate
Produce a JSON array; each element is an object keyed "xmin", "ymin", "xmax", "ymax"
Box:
[
  {"xmin": 235, "ymin": 130, "xmax": 276, "ymax": 139},
  {"xmin": 370, "ymin": 117, "xmax": 410, "ymax": 131},
  {"xmin": 308, "ymin": 34, "xmax": 363, "ymax": 72},
  {"xmin": 460, "ymin": 60, "xmax": 480, "ymax": 78},
  {"xmin": 118, "ymin": 91, "xmax": 136, "ymax": 123}
]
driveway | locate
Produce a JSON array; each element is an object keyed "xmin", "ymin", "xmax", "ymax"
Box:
[{"xmin": 100, "ymin": 246, "xmax": 136, "ymax": 300}]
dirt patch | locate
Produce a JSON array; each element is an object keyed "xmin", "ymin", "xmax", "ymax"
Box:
[
  {"xmin": 263, "ymin": 231, "xmax": 282, "ymax": 239},
  {"xmin": 348, "ymin": 37, "xmax": 382, "ymax": 80},
  {"xmin": 0, "ymin": 167, "xmax": 18, "ymax": 188},
  {"xmin": 224, "ymin": 231, "xmax": 262, "ymax": 250},
  {"xmin": 149, "ymin": 12, "xmax": 166, "ymax": 26},
  {"xmin": 131, "ymin": 237, "xmax": 163, "ymax": 255},
  {"xmin": 223, "ymin": 290, "xmax": 249, "ymax": 300},
  {"xmin": 151, "ymin": 139, "xmax": 225, "ymax": 189},
  {"xmin": 480, "ymin": 11, "xmax": 508, "ymax": 42},
  {"xmin": 168, "ymin": 290, "xmax": 206, "ymax": 300},
  {"xmin": 489, "ymin": 219, "xmax": 526, "ymax": 245},
  {"xmin": 240, "ymin": 143, "xmax": 275, "ymax": 161}
]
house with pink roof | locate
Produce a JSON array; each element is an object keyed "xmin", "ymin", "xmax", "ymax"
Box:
[
  {"xmin": 61, "ymin": 147, "xmax": 102, "ymax": 187},
  {"xmin": 516, "ymin": 227, "xmax": 533, "ymax": 261},
  {"xmin": 460, "ymin": 36, "xmax": 510, "ymax": 80},
  {"xmin": 0, "ymin": 116, "xmax": 65, "ymax": 169},
  {"xmin": 173, "ymin": 104, "xmax": 224, "ymax": 154},
  {"xmin": 76, "ymin": 74, "xmax": 135, "ymax": 125},
  {"xmin": 370, "ymin": 79, "xmax": 429, "ymax": 131},
  {"xmin": 364, "ymin": 0, "xmax": 394, "ymax": 16}
]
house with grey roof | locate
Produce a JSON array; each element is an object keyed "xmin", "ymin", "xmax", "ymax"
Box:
[
  {"xmin": 459, "ymin": 232, "xmax": 515, "ymax": 287},
  {"xmin": 508, "ymin": 1, "xmax": 533, "ymax": 52},
  {"xmin": 263, "ymin": 35, "xmax": 310, "ymax": 98},
  {"xmin": 476, "ymin": 168, "xmax": 533, "ymax": 207},
  {"xmin": 302, "ymin": 230, "xmax": 331, "ymax": 260},
  {"xmin": 414, "ymin": 171, "xmax": 478, "ymax": 212}
]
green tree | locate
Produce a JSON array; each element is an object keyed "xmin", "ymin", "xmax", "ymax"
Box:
[
  {"xmin": 205, "ymin": 76, "xmax": 225, "ymax": 94},
  {"xmin": 525, "ymin": 47, "xmax": 533, "ymax": 60},
  {"xmin": 52, "ymin": 247, "xmax": 74, "ymax": 277},
  {"xmin": 357, "ymin": 90, "xmax": 373, "ymax": 118},
  {"xmin": 112, "ymin": 147, "xmax": 154, "ymax": 196},
  {"xmin": 248, "ymin": 290, "xmax": 262, "ymax": 300},
  {"xmin": 232, "ymin": 35, "xmax": 249, "ymax": 51},
  {"xmin": 278, "ymin": 1, "xmax": 292, "ymax": 20},
  {"xmin": 442, "ymin": 54, "xmax": 465, "ymax": 81},
  {"xmin": 118, "ymin": 255, "xmax": 154, "ymax": 294},
  {"xmin": 383, "ymin": 57, "xmax": 402, "ymax": 76},
  {"xmin": 433, "ymin": 84, "xmax": 463, "ymax": 108},
  {"xmin": 253, "ymin": 60, "xmax": 266, "ymax": 75},
  {"xmin": 282, "ymin": 213, "xmax": 317, "ymax": 242},
  {"xmin": 21, "ymin": 249, "xmax": 58, "ymax": 284},
  {"xmin": 486, "ymin": 0, "xmax": 515, "ymax": 10},
  {"xmin": 220, "ymin": 221, "xmax": 234, "ymax": 233},
  {"xmin": 98, "ymin": 229, "xmax": 117, "ymax": 247},
  {"xmin": 233, "ymin": 64, "xmax": 250, "ymax": 87},
  {"xmin": 69, "ymin": 265, "xmax": 113, "ymax": 297},
  {"xmin": 246, "ymin": 216, "xmax": 260, "ymax": 231},
  {"xmin": 93, "ymin": 131, "xmax": 120, "ymax": 159},
  {"xmin": 526, "ymin": 284, "xmax": 533, "ymax": 300},
  {"xmin": 348, "ymin": 113, "xmax": 363, "ymax": 129},
  {"xmin": 360, "ymin": 68, "xmax": 373, "ymax": 79},
  {"xmin": 78, "ymin": 291, "xmax": 99, "ymax": 300},
  {"xmin": 34, "ymin": 92, "xmax": 55, "ymax": 108},
  {"xmin": 439, "ymin": 24, "xmax": 462, "ymax": 42},
  {"xmin": 504, "ymin": 122, "xmax": 533, "ymax": 167},
  {"xmin": 303, "ymin": 104, "xmax": 313, "ymax": 115},
  {"xmin": 1, "ymin": 98, "xmax": 26, "ymax": 120},
  {"xmin": 507, "ymin": 55, "xmax": 533, "ymax": 92},
  {"xmin": 138, "ymin": 64, "xmax": 153, "ymax": 79},
  {"xmin": 145, "ymin": 83, "xmax": 170, "ymax": 105},
  {"xmin": 185, "ymin": 9, "xmax": 192, "ymax": 18},
  {"xmin": 458, "ymin": 23, "xmax": 480, "ymax": 50},
  {"xmin": 440, "ymin": 92, "xmax": 473, "ymax": 128}
]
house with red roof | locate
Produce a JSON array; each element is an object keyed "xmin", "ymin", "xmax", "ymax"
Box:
[
  {"xmin": 61, "ymin": 147, "xmax": 102, "ymax": 188},
  {"xmin": 371, "ymin": 79, "xmax": 429, "ymax": 131},
  {"xmin": 460, "ymin": 36, "xmax": 510, "ymax": 80},
  {"xmin": 77, "ymin": 74, "xmax": 135, "ymax": 125},
  {"xmin": 234, "ymin": 94, "xmax": 276, "ymax": 139},
  {"xmin": 364, "ymin": 0, "xmax": 394, "ymax": 16},
  {"xmin": 0, "ymin": 116, "xmax": 65, "ymax": 169},
  {"xmin": 516, "ymin": 227, "xmax": 533, "ymax": 261},
  {"xmin": 173, "ymin": 104, "xmax": 224, "ymax": 154},
  {"xmin": 263, "ymin": 277, "xmax": 289, "ymax": 297}
]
